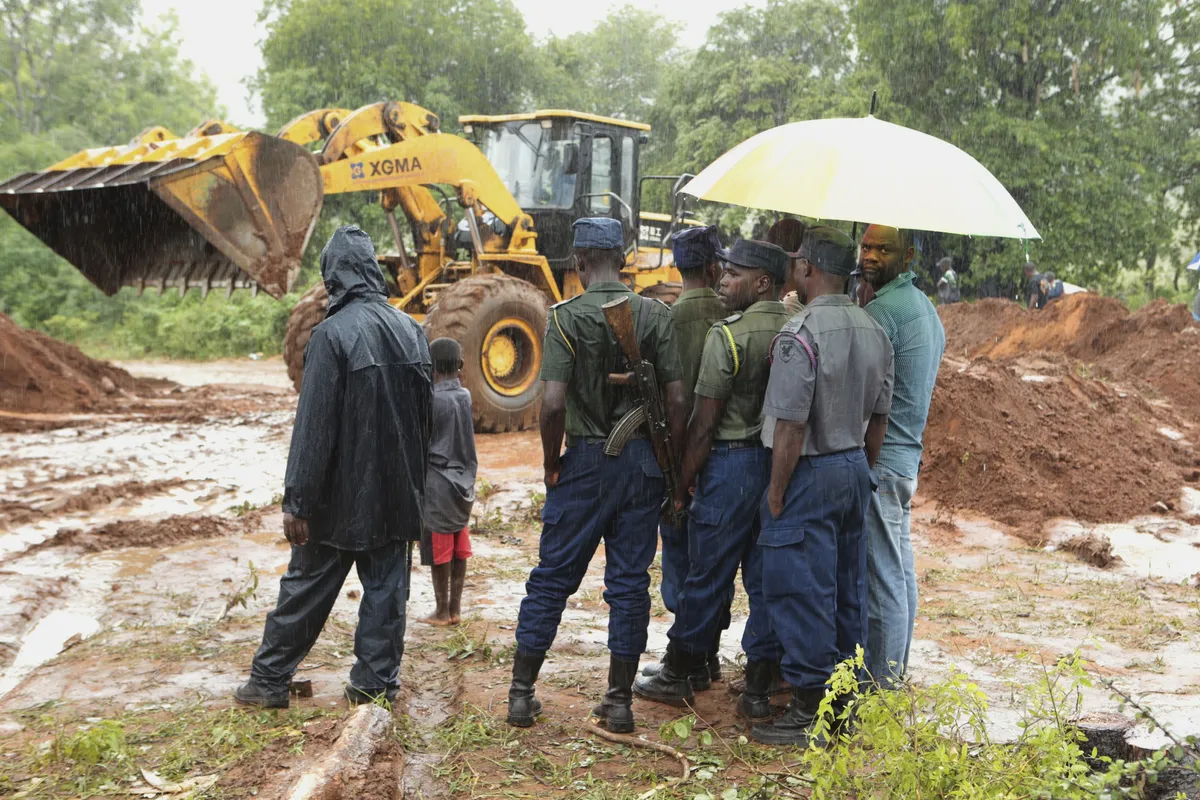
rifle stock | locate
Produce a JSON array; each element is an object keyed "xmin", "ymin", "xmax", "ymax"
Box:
[
  {"xmin": 600, "ymin": 294, "xmax": 683, "ymax": 525},
  {"xmin": 601, "ymin": 296, "xmax": 642, "ymax": 363}
]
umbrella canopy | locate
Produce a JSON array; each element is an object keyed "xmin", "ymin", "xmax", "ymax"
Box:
[
  {"xmin": 682, "ymin": 115, "xmax": 1040, "ymax": 240},
  {"xmin": 1186, "ymin": 251, "xmax": 1200, "ymax": 271}
]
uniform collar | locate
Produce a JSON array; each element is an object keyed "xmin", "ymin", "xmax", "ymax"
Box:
[
  {"xmin": 745, "ymin": 299, "xmax": 786, "ymax": 313},
  {"xmin": 585, "ymin": 280, "xmax": 631, "ymax": 293},
  {"xmin": 874, "ymin": 271, "xmax": 917, "ymax": 298},
  {"xmin": 434, "ymin": 377, "xmax": 462, "ymax": 392},
  {"xmin": 807, "ymin": 294, "xmax": 854, "ymax": 307},
  {"xmin": 678, "ymin": 287, "xmax": 718, "ymax": 301}
]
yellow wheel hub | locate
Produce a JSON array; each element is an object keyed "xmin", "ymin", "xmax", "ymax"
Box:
[
  {"xmin": 485, "ymin": 335, "xmax": 518, "ymax": 378},
  {"xmin": 481, "ymin": 317, "xmax": 541, "ymax": 397}
]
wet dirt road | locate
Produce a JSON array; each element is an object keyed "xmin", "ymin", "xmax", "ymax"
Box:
[{"xmin": 1, "ymin": 358, "xmax": 1198, "ymax": 798}]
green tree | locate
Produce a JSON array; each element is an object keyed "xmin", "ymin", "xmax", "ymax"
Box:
[
  {"xmin": 253, "ymin": 0, "xmax": 536, "ymax": 132},
  {"xmin": 854, "ymin": 0, "xmax": 1200, "ymax": 291},
  {"xmin": 648, "ymin": 0, "xmax": 867, "ymax": 227},
  {"xmin": 533, "ymin": 5, "xmax": 677, "ymax": 123}
]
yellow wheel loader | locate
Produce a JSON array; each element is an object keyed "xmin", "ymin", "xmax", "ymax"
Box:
[{"xmin": 0, "ymin": 101, "xmax": 694, "ymax": 432}]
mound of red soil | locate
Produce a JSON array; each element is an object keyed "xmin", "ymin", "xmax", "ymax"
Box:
[
  {"xmin": 938, "ymin": 293, "xmax": 1200, "ymax": 416},
  {"xmin": 922, "ymin": 357, "xmax": 1196, "ymax": 531},
  {"xmin": 25, "ymin": 514, "xmax": 240, "ymax": 556},
  {"xmin": 0, "ymin": 311, "xmax": 149, "ymax": 413}
]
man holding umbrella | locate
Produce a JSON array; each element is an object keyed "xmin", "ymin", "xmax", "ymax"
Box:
[{"xmin": 859, "ymin": 225, "xmax": 945, "ymax": 687}]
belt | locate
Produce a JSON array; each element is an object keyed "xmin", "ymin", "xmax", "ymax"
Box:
[
  {"xmin": 568, "ymin": 435, "xmax": 645, "ymax": 447},
  {"xmin": 712, "ymin": 439, "xmax": 761, "ymax": 450}
]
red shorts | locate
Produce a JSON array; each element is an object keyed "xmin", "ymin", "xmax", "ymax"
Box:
[{"xmin": 430, "ymin": 526, "xmax": 472, "ymax": 565}]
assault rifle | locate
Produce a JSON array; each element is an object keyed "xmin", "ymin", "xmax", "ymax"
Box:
[{"xmin": 600, "ymin": 295, "xmax": 684, "ymax": 525}]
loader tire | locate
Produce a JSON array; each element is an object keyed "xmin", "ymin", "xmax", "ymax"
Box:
[
  {"xmin": 424, "ymin": 275, "xmax": 547, "ymax": 433},
  {"xmin": 639, "ymin": 281, "xmax": 683, "ymax": 305},
  {"xmin": 284, "ymin": 282, "xmax": 329, "ymax": 392}
]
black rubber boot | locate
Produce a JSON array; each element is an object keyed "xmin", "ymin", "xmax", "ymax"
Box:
[
  {"xmin": 591, "ymin": 656, "xmax": 639, "ymax": 734},
  {"xmin": 234, "ymin": 680, "xmax": 289, "ymax": 709},
  {"xmin": 506, "ymin": 651, "xmax": 545, "ymax": 728},
  {"xmin": 640, "ymin": 655, "xmax": 712, "ymax": 690},
  {"xmin": 737, "ymin": 659, "xmax": 774, "ymax": 720},
  {"xmin": 751, "ymin": 687, "xmax": 827, "ymax": 746},
  {"xmin": 632, "ymin": 645, "xmax": 698, "ymax": 707},
  {"xmin": 344, "ymin": 684, "xmax": 399, "ymax": 705}
]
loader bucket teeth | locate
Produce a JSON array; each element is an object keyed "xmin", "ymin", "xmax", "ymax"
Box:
[{"xmin": 0, "ymin": 132, "xmax": 323, "ymax": 299}]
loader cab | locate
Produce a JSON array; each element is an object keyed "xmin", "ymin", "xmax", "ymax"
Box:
[{"xmin": 460, "ymin": 111, "xmax": 650, "ymax": 271}]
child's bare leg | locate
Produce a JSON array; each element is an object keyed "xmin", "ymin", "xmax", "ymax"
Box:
[
  {"xmin": 419, "ymin": 563, "xmax": 453, "ymax": 626},
  {"xmin": 448, "ymin": 558, "xmax": 467, "ymax": 624}
]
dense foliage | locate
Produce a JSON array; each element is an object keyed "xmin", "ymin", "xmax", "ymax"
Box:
[{"xmin": 0, "ymin": 0, "xmax": 1197, "ymax": 358}]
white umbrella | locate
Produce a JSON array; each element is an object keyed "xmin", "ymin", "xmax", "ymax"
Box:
[{"xmin": 682, "ymin": 115, "xmax": 1040, "ymax": 240}]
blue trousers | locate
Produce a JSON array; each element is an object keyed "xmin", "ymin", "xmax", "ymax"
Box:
[
  {"xmin": 658, "ymin": 517, "xmax": 688, "ymax": 614},
  {"xmin": 516, "ymin": 439, "xmax": 663, "ymax": 661},
  {"xmin": 758, "ymin": 450, "xmax": 874, "ymax": 690},
  {"xmin": 669, "ymin": 445, "xmax": 772, "ymax": 658}
]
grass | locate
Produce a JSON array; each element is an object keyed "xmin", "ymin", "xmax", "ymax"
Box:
[{"xmin": 1, "ymin": 702, "xmax": 338, "ymax": 799}]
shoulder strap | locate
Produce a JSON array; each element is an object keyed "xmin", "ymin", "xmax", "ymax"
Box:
[{"xmin": 635, "ymin": 293, "xmax": 652, "ymax": 357}]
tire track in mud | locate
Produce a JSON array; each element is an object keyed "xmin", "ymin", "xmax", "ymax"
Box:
[
  {"xmin": 398, "ymin": 624, "xmax": 466, "ymax": 800},
  {"xmin": 0, "ymin": 478, "xmax": 188, "ymax": 532}
]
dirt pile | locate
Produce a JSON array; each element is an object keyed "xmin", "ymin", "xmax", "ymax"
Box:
[
  {"xmin": 922, "ymin": 357, "xmax": 1196, "ymax": 530},
  {"xmin": 939, "ymin": 293, "xmax": 1200, "ymax": 416},
  {"xmin": 0, "ymin": 312, "xmax": 150, "ymax": 413}
]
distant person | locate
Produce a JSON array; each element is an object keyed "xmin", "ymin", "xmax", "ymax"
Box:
[
  {"xmin": 234, "ymin": 225, "xmax": 432, "ymax": 709},
  {"xmin": 1043, "ymin": 271, "xmax": 1065, "ymax": 305},
  {"xmin": 859, "ymin": 224, "xmax": 946, "ymax": 687},
  {"xmin": 935, "ymin": 257, "xmax": 960, "ymax": 304},
  {"xmin": 419, "ymin": 338, "xmax": 477, "ymax": 627},
  {"xmin": 1024, "ymin": 261, "xmax": 1046, "ymax": 309},
  {"xmin": 766, "ymin": 218, "xmax": 808, "ymax": 315}
]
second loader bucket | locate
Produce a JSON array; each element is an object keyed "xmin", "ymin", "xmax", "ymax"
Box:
[{"xmin": 0, "ymin": 132, "xmax": 323, "ymax": 298}]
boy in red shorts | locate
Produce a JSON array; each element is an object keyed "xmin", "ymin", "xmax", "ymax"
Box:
[{"xmin": 419, "ymin": 338, "xmax": 477, "ymax": 626}]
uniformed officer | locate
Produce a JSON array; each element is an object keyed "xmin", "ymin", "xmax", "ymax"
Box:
[
  {"xmin": 750, "ymin": 226, "xmax": 895, "ymax": 746},
  {"xmin": 639, "ymin": 225, "xmax": 727, "ymax": 691},
  {"xmin": 507, "ymin": 217, "xmax": 686, "ymax": 734},
  {"xmin": 633, "ymin": 239, "xmax": 790, "ymax": 713}
]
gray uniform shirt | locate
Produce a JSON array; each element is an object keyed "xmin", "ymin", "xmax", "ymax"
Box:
[
  {"xmin": 423, "ymin": 378, "xmax": 477, "ymax": 533},
  {"xmin": 761, "ymin": 294, "xmax": 895, "ymax": 454}
]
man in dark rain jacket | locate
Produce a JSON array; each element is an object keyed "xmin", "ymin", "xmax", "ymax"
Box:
[{"xmin": 234, "ymin": 225, "xmax": 433, "ymax": 709}]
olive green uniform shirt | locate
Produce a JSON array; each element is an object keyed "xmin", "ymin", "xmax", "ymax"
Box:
[
  {"xmin": 540, "ymin": 281, "xmax": 682, "ymax": 438},
  {"xmin": 671, "ymin": 287, "xmax": 726, "ymax": 410},
  {"xmin": 694, "ymin": 299, "xmax": 790, "ymax": 441}
]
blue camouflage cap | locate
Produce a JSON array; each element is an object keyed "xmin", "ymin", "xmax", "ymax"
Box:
[
  {"xmin": 573, "ymin": 217, "xmax": 624, "ymax": 249},
  {"xmin": 671, "ymin": 225, "xmax": 723, "ymax": 270}
]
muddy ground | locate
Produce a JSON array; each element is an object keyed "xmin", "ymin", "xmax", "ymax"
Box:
[{"xmin": 1, "ymin": 357, "xmax": 1198, "ymax": 798}]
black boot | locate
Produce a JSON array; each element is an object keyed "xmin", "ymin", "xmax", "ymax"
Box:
[
  {"xmin": 234, "ymin": 680, "xmax": 289, "ymax": 709},
  {"xmin": 506, "ymin": 651, "xmax": 545, "ymax": 727},
  {"xmin": 737, "ymin": 659, "xmax": 774, "ymax": 720},
  {"xmin": 751, "ymin": 687, "xmax": 827, "ymax": 746},
  {"xmin": 640, "ymin": 655, "xmax": 713, "ymax": 691},
  {"xmin": 591, "ymin": 656, "xmax": 639, "ymax": 734},
  {"xmin": 632, "ymin": 644, "xmax": 698, "ymax": 707}
]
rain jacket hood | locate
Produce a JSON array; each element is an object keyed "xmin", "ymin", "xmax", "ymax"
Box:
[
  {"xmin": 283, "ymin": 227, "xmax": 432, "ymax": 551},
  {"xmin": 321, "ymin": 225, "xmax": 389, "ymax": 316}
]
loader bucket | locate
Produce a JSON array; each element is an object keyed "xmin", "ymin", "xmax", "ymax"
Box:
[{"xmin": 0, "ymin": 132, "xmax": 323, "ymax": 298}]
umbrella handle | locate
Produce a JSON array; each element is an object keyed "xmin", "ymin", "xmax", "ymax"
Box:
[{"xmin": 870, "ymin": 91, "xmax": 878, "ymax": 116}]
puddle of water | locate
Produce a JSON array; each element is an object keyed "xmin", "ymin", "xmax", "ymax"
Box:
[
  {"xmin": 0, "ymin": 610, "xmax": 100, "ymax": 697},
  {"xmin": 1159, "ymin": 427, "xmax": 1185, "ymax": 441}
]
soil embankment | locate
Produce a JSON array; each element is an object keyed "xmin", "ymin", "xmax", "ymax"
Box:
[
  {"xmin": 0, "ymin": 312, "xmax": 159, "ymax": 413},
  {"xmin": 928, "ymin": 294, "xmax": 1200, "ymax": 529}
]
